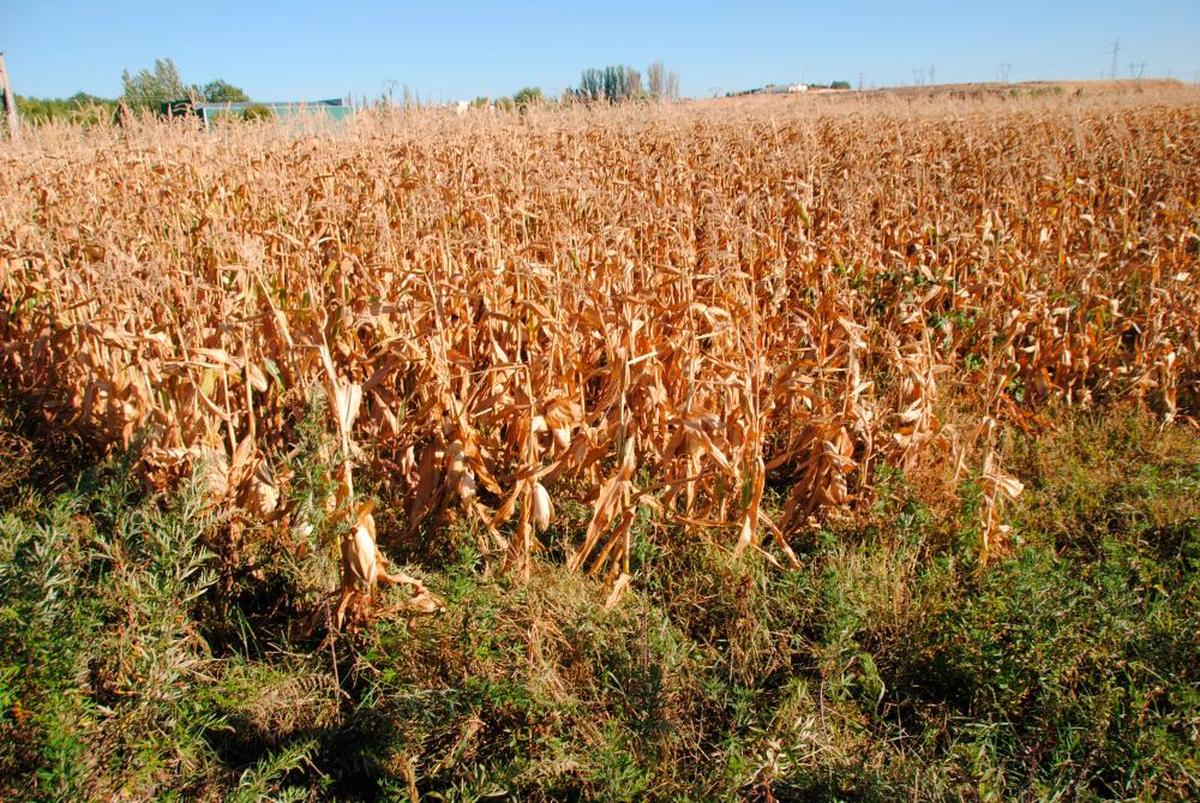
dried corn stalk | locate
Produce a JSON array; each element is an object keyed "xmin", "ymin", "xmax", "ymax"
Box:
[{"xmin": 0, "ymin": 91, "xmax": 1196, "ymax": 611}]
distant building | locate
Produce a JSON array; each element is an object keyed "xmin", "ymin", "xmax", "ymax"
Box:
[
  {"xmin": 756, "ymin": 83, "xmax": 808, "ymax": 95},
  {"xmin": 160, "ymin": 98, "xmax": 353, "ymax": 129}
]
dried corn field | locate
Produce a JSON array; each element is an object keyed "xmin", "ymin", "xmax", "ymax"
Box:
[{"xmin": 2, "ymin": 90, "xmax": 1198, "ymax": 608}]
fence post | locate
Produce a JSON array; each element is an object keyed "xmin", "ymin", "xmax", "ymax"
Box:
[{"xmin": 0, "ymin": 52, "xmax": 18, "ymax": 141}]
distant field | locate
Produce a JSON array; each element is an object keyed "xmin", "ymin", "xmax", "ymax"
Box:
[
  {"xmin": 700, "ymin": 77, "xmax": 1191, "ymax": 107},
  {"xmin": 1, "ymin": 85, "xmax": 1198, "ymax": 799}
]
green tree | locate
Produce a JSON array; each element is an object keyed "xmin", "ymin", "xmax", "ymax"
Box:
[
  {"xmin": 512, "ymin": 86, "xmax": 543, "ymax": 109},
  {"xmin": 576, "ymin": 64, "xmax": 646, "ymax": 103},
  {"xmin": 578, "ymin": 68, "xmax": 604, "ymax": 102},
  {"xmin": 202, "ymin": 79, "xmax": 249, "ymax": 103},
  {"xmin": 240, "ymin": 104, "xmax": 273, "ymax": 121},
  {"xmin": 121, "ymin": 58, "xmax": 191, "ymax": 109},
  {"xmin": 15, "ymin": 92, "xmax": 118, "ymax": 125}
]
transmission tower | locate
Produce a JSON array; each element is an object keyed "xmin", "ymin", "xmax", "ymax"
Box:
[{"xmin": 1110, "ymin": 39, "xmax": 1120, "ymax": 80}]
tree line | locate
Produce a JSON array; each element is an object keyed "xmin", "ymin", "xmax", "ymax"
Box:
[
  {"xmin": 469, "ymin": 61, "xmax": 682, "ymax": 112},
  {"xmin": 119, "ymin": 58, "xmax": 249, "ymax": 108},
  {"xmin": 16, "ymin": 57, "xmax": 250, "ymax": 124},
  {"xmin": 16, "ymin": 56, "xmax": 684, "ymax": 124},
  {"xmin": 571, "ymin": 60, "xmax": 680, "ymax": 103}
]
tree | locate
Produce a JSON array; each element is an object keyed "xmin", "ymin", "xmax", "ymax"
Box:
[
  {"xmin": 644, "ymin": 61, "xmax": 681, "ymax": 101},
  {"xmin": 240, "ymin": 104, "xmax": 273, "ymax": 121},
  {"xmin": 15, "ymin": 92, "xmax": 117, "ymax": 125},
  {"xmin": 512, "ymin": 86, "xmax": 544, "ymax": 109},
  {"xmin": 624, "ymin": 66, "xmax": 644, "ymax": 100},
  {"xmin": 121, "ymin": 58, "xmax": 191, "ymax": 109},
  {"xmin": 576, "ymin": 63, "xmax": 657, "ymax": 104},
  {"xmin": 602, "ymin": 65, "xmax": 639, "ymax": 102},
  {"xmin": 578, "ymin": 68, "xmax": 604, "ymax": 102},
  {"xmin": 647, "ymin": 60, "xmax": 665, "ymax": 99},
  {"xmin": 608, "ymin": 65, "xmax": 642, "ymax": 102},
  {"xmin": 202, "ymin": 79, "xmax": 249, "ymax": 104}
]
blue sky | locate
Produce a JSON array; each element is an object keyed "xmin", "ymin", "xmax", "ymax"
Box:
[{"xmin": 3, "ymin": 1, "xmax": 1198, "ymax": 101}]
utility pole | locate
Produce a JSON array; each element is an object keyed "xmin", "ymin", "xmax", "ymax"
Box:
[
  {"xmin": 929, "ymin": 63, "xmax": 936, "ymax": 86},
  {"xmin": 999, "ymin": 62, "xmax": 1012, "ymax": 83},
  {"xmin": 857, "ymin": 71, "xmax": 864, "ymax": 92},
  {"xmin": 1110, "ymin": 39, "xmax": 1120, "ymax": 80},
  {"xmin": 0, "ymin": 52, "xmax": 17, "ymax": 141}
]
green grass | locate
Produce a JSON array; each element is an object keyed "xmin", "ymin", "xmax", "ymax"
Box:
[{"xmin": 1, "ymin": 399, "xmax": 1197, "ymax": 801}]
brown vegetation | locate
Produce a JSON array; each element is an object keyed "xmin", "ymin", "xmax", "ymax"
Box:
[{"xmin": 1, "ymin": 88, "xmax": 1197, "ymax": 612}]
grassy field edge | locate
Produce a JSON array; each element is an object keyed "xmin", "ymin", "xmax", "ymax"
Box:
[{"xmin": 1, "ymin": 396, "xmax": 1197, "ymax": 801}]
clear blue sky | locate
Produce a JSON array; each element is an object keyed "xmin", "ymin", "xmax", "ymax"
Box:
[{"xmin": 3, "ymin": 1, "xmax": 1198, "ymax": 101}]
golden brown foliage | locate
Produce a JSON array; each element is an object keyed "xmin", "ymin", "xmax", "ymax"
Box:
[{"xmin": 1, "ymin": 91, "xmax": 1197, "ymax": 595}]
